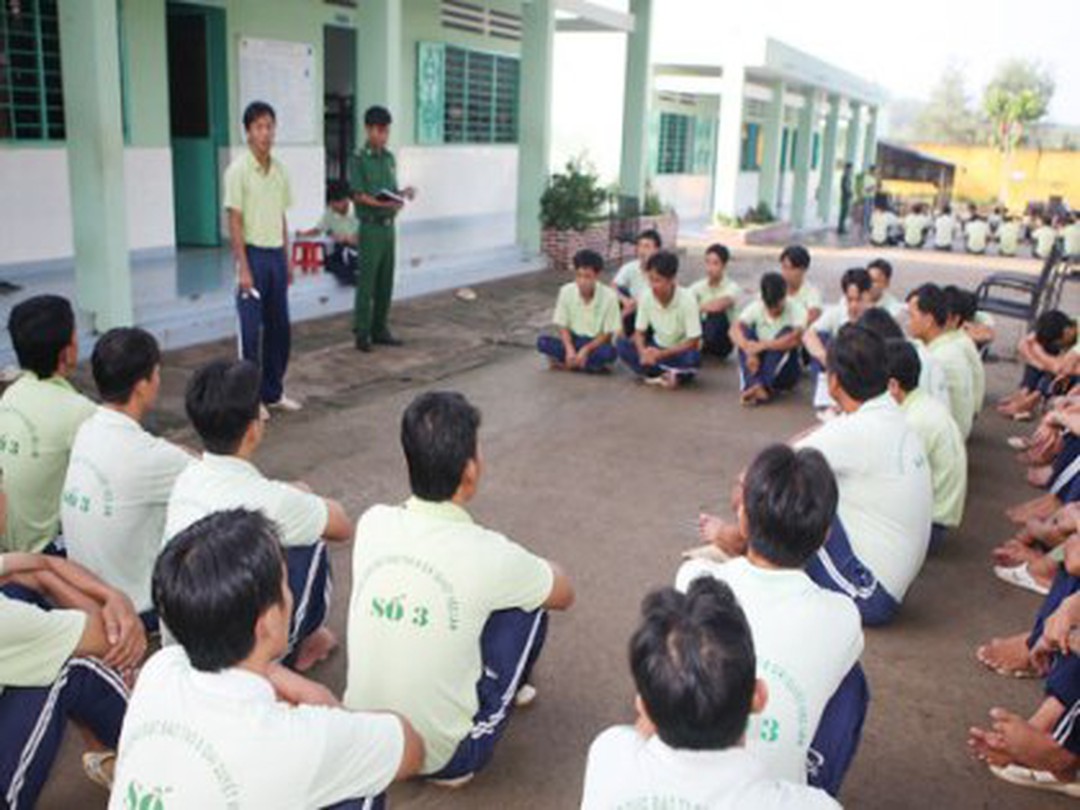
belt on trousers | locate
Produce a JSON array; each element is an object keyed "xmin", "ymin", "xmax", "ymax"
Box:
[{"xmin": 359, "ymin": 216, "xmax": 395, "ymax": 227}]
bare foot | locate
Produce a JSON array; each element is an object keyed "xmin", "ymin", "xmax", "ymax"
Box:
[
  {"xmin": 1027, "ymin": 466, "xmax": 1054, "ymax": 488},
  {"xmin": 1028, "ymin": 555, "xmax": 1059, "ymax": 590},
  {"xmin": 992, "ymin": 540, "xmax": 1044, "ymax": 567},
  {"xmin": 698, "ymin": 512, "xmax": 747, "ymax": 556},
  {"xmin": 1008, "ymin": 494, "xmax": 1061, "ymax": 525},
  {"xmin": 990, "ymin": 707, "xmax": 1077, "ymax": 780},
  {"xmin": 740, "ymin": 384, "xmax": 765, "ymax": 406},
  {"xmin": 293, "ymin": 627, "xmax": 338, "ymax": 673},
  {"xmin": 968, "ymin": 725, "xmax": 1013, "ymax": 767},
  {"xmin": 659, "ymin": 370, "xmax": 679, "ymax": 390},
  {"xmin": 976, "ymin": 634, "xmax": 1036, "ymax": 677}
]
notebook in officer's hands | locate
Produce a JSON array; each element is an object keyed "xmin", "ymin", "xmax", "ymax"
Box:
[{"xmin": 375, "ymin": 188, "xmax": 406, "ymax": 204}]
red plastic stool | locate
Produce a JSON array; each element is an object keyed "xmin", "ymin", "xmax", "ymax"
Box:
[{"xmin": 291, "ymin": 240, "xmax": 326, "ymax": 275}]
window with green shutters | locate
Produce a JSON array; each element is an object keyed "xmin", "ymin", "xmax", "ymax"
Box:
[
  {"xmin": 740, "ymin": 122, "xmax": 762, "ymax": 171},
  {"xmin": 416, "ymin": 41, "xmax": 519, "ymax": 145},
  {"xmin": 0, "ymin": 0, "xmax": 64, "ymax": 141},
  {"xmin": 812, "ymin": 132, "xmax": 821, "ymax": 170},
  {"xmin": 656, "ymin": 112, "xmax": 693, "ymax": 174}
]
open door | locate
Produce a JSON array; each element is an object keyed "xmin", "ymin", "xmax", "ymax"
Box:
[
  {"xmin": 323, "ymin": 25, "xmax": 356, "ymax": 182},
  {"xmin": 167, "ymin": 3, "xmax": 227, "ymax": 247}
]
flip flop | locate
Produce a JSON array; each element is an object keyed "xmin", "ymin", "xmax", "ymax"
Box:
[
  {"xmin": 994, "ymin": 564, "xmax": 1051, "ymax": 596},
  {"xmin": 990, "ymin": 764, "xmax": 1080, "ymax": 797},
  {"xmin": 1007, "ymin": 436, "xmax": 1030, "ymax": 450},
  {"xmin": 82, "ymin": 751, "xmax": 116, "ymax": 791}
]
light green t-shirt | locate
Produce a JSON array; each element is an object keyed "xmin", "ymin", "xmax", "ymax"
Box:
[
  {"xmin": 0, "ymin": 373, "xmax": 96, "ymax": 552},
  {"xmin": 344, "ymin": 498, "xmax": 554, "ymax": 774},
  {"xmin": 998, "ymin": 221, "xmax": 1021, "ymax": 255},
  {"xmin": 612, "ymin": 260, "xmax": 649, "ymax": 300},
  {"xmin": 689, "ymin": 276, "xmax": 741, "ymax": 318},
  {"xmin": 952, "ymin": 330, "xmax": 985, "ymax": 415},
  {"xmin": 316, "ymin": 207, "xmax": 358, "ymax": 240},
  {"xmin": 904, "ymin": 213, "xmax": 928, "ymax": 247},
  {"xmin": 552, "ymin": 282, "xmax": 621, "ymax": 339},
  {"xmin": 737, "ymin": 299, "xmax": 809, "ymax": 341},
  {"xmin": 871, "ymin": 210, "xmax": 897, "ymax": 245},
  {"xmin": 787, "ymin": 281, "xmax": 822, "ymax": 314},
  {"xmin": 928, "ymin": 332, "xmax": 975, "ymax": 439},
  {"xmin": 635, "ymin": 287, "xmax": 703, "ymax": 349},
  {"xmin": 1033, "ymin": 225, "xmax": 1058, "ymax": 260},
  {"xmin": 965, "ymin": 220, "xmax": 989, "ymax": 253},
  {"xmin": 901, "ymin": 389, "xmax": 968, "ymax": 527},
  {"xmin": 1063, "ymin": 223, "xmax": 1080, "ymax": 257},
  {"xmin": 223, "ymin": 151, "xmax": 293, "ymax": 248}
]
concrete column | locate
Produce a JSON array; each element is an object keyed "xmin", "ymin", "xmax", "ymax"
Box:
[
  {"xmin": 516, "ymin": 0, "xmax": 555, "ymax": 252},
  {"xmin": 757, "ymin": 80, "xmax": 785, "ymax": 214},
  {"xmin": 711, "ymin": 66, "xmax": 745, "ymax": 218},
  {"xmin": 618, "ymin": 0, "xmax": 653, "ymax": 204},
  {"xmin": 58, "ymin": 0, "xmax": 133, "ymax": 330},
  {"xmin": 862, "ymin": 105, "xmax": 879, "ymax": 170},
  {"xmin": 816, "ymin": 94, "xmax": 841, "ymax": 222},
  {"xmin": 844, "ymin": 101, "xmax": 862, "ymax": 167},
  {"xmin": 356, "ymin": 0, "xmax": 402, "ymax": 124},
  {"xmin": 790, "ymin": 89, "xmax": 817, "ymax": 229}
]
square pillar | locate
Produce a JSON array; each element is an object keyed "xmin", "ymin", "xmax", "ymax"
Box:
[
  {"xmin": 757, "ymin": 80, "xmax": 785, "ymax": 214},
  {"xmin": 516, "ymin": 0, "xmax": 555, "ymax": 252},
  {"xmin": 58, "ymin": 0, "xmax": 133, "ymax": 331},
  {"xmin": 816, "ymin": 94, "xmax": 841, "ymax": 223},
  {"xmin": 618, "ymin": 0, "xmax": 653, "ymax": 204},
  {"xmin": 862, "ymin": 105, "xmax": 879, "ymax": 171},
  {"xmin": 790, "ymin": 89, "xmax": 817, "ymax": 229},
  {"xmin": 711, "ymin": 67, "xmax": 745, "ymax": 218},
  {"xmin": 356, "ymin": 0, "xmax": 402, "ymax": 126},
  {"xmin": 844, "ymin": 101, "xmax": 862, "ymax": 166}
]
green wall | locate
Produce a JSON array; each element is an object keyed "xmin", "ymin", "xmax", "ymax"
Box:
[{"xmin": 119, "ymin": 0, "xmax": 170, "ymax": 147}]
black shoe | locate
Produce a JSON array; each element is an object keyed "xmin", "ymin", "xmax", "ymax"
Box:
[
  {"xmin": 355, "ymin": 335, "xmax": 372, "ymax": 352},
  {"xmin": 373, "ymin": 332, "xmax": 403, "ymax": 347}
]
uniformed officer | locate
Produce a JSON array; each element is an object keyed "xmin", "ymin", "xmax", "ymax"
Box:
[{"xmin": 350, "ymin": 106, "xmax": 415, "ymax": 352}]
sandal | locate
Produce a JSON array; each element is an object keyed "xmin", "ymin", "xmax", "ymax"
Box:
[
  {"xmin": 990, "ymin": 764, "xmax": 1080, "ymax": 797},
  {"xmin": 994, "ymin": 563, "xmax": 1051, "ymax": 596},
  {"xmin": 82, "ymin": 750, "xmax": 116, "ymax": 791}
]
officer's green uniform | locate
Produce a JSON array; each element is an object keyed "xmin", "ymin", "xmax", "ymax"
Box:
[{"xmin": 349, "ymin": 144, "xmax": 399, "ymax": 340}]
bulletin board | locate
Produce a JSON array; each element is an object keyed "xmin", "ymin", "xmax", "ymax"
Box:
[{"xmin": 238, "ymin": 38, "xmax": 316, "ymax": 144}]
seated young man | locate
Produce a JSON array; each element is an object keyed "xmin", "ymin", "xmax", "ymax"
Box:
[
  {"xmin": 612, "ymin": 228, "xmax": 662, "ymax": 337},
  {"xmin": 344, "ymin": 391, "xmax": 575, "ymax": 786},
  {"xmin": 797, "ymin": 325, "xmax": 933, "ymax": 625},
  {"xmin": 62, "ymin": 328, "xmax": 193, "ymax": 627},
  {"xmin": 580, "ymin": 577, "xmax": 838, "ymax": 809},
  {"xmin": 778, "ymin": 245, "xmax": 822, "ymax": 327},
  {"xmin": 884, "ymin": 340, "xmax": 968, "ymax": 549},
  {"xmin": 732, "ymin": 272, "xmax": 807, "ymax": 406},
  {"xmin": 616, "ymin": 251, "xmax": 703, "ymax": 388},
  {"xmin": 111, "ymin": 509, "xmax": 423, "ymax": 809},
  {"xmin": 676, "ymin": 445, "xmax": 866, "ymax": 796},
  {"xmin": 0, "ymin": 295, "xmax": 96, "ymax": 554},
  {"xmin": 933, "ymin": 205, "xmax": 957, "ymax": 250},
  {"xmin": 907, "ymin": 284, "xmax": 976, "ymax": 439},
  {"xmin": 943, "ymin": 285, "xmax": 988, "ymax": 411},
  {"xmin": 858, "ymin": 307, "xmax": 952, "ymax": 411},
  {"xmin": 999, "ymin": 310, "xmax": 1077, "ymax": 419},
  {"xmin": 690, "ymin": 243, "xmax": 741, "ymax": 360},
  {"xmin": 903, "ymin": 203, "xmax": 930, "ymax": 248},
  {"xmin": 865, "ymin": 258, "xmax": 905, "ymax": 318},
  {"xmin": 803, "ymin": 268, "xmax": 873, "ymax": 411},
  {"xmin": 164, "ymin": 360, "xmax": 352, "ymax": 671},
  {"xmin": 998, "ymin": 215, "xmax": 1021, "ymax": 256},
  {"xmin": 536, "ymin": 248, "xmax": 620, "ymax": 373},
  {"xmin": 1, "ymin": 549, "xmax": 145, "ymax": 808},
  {"xmin": 965, "ymin": 213, "xmax": 991, "ymax": 254},
  {"xmin": 296, "ymin": 179, "xmax": 359, "ymax": 286},
  {"xmin": 869, "ymin": 203, "xmax": 899, "ymax": 247}
]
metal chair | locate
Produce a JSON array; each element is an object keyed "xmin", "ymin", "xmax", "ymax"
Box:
[{"xmin": 975, "ymin": 247, "xmax": 1064, "ymax": 328}]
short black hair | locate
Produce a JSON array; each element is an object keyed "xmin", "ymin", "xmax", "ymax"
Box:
[
  {"xmin": 364, "ymin": 105, "xmax": 392, "ymax": 127},
  {"xmin": 907, "ymin": 283, "xmax": 949, "ymax": 327},
  {"xmin": 779, "ymin": 245, "xmax": 811, "ymax": 270},
  {"xmin": 185, "ymin": 360, "xmax": 261, "ymax": 455},
  {"xmin": 637, "ymin": 229, "xmax": 662, "ymax": 249},
  {"xmin": 761, "ymin": 272, "xmax": 786, "ymax": 309},
  {"xmin": 91, "ymin": 327, "xmax": 161, "ymax": 405},
  {"xmin": 857, "ymin": 307, "xmax": 904, "ymax": 341},
  {"xmin": 154, "ymin": 509, "xmax": 286, "ymax": 672},
  {"xmin": 744, "ymin": 444, "xmax": 838, "ymax": 568},
  {"xmin": 630, "ymin": 578, "xmax": 756, "ymax": 751},
  {"xmin": 9, "ymin": 294, "xmax": 75, "ymax": 378},
  {"xmin": 706, "ymin": 243, "xmax": 730, "ymax": 264},
  {"xmin": 326, "ymin": 179, "xmax": 351, "ymax": 203},
  {"xmin": 840, "ymin": 267, "xmax": 872, "ymax": 294},
  {"xmin": 646, "ymin": 251, "xmax": 678, "ymax": 279},
  {"xmin": 943, "ymin": 285, "xmax": 978, "ymax": 325},
  {"xmin": 1035, "ymin": 310, "xmax": 1075, "ymax": 354},
  {"xmin": 827, "ymin": 324, "xmax": 888, "ymax": 402},
  {"xmin": 242, "ymin": 101, "xmax": 276, "ymax": 130},
  {"xmin": 573, "ymin": 249, "xmax": 605, "ymax": 273},
  {"xmin": 866, "ymin": 258, "xmax": 893, "ymax": 280},
  {"xmin": 401, "ymin": 391, "xmax": 481, "ymax": 501},
  {"xmin": 885, "ymin": 338, "xmax": 921, "ymax": 393}
]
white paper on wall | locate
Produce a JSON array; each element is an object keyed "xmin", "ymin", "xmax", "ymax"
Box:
[{"xmin": 238, "ymin": 38, "xmax": 316, "ymax": 144}]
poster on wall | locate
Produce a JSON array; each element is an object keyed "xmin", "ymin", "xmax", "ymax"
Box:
[{"xmin": 238, "ymin": 38, "xmax": 316, "ymax": 144}]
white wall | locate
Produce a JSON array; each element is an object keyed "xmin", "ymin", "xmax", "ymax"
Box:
[
  {"xmin": 653, "ymin": 174, "xmax": 712, "ymax": 222},
  {"xmin": 735, "ymin": 171, "xmax": 761, "ymax": 216},
  {"xmin": 397, "ymin": 146, "xmax": 518, "ymax": 223},
  {"xmin": 125, "ymin": 148, "xmax": 175, "ymax": 251}
]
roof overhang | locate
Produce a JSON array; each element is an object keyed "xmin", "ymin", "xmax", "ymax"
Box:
[{"xmin": 554, "ymin": 0, "xmax": 634, "ymax": 33}]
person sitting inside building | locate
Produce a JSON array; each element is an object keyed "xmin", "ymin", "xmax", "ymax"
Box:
[
  {"xmin": 998, "ymin": 310, "xmax": 1078, "ymax": 420},
  {"xmin": 804, "ymin": 268, "xmax": 873, "ymax": 413},
  {"xmin": 732, "ymin": 272, "xmax": 807, "ymax": 406},
  {"xmin": 345, "ymin": 391, "xmax": 575, "ymax": 788},
  {"xmin": 536, "ymin": 249, "xmax": 620, "ymax": 373},
  {"xmin": 616, "ymin": 252, "xmax": 703, "ymax": 388},
  {"xmin": 676, "ymin": 444, "xmax": 866, "ymax": 797},
  {"xmin": 612, "ymin": 229, "xmax": 662, "ymax": 337},
  {"xmin": 778, "ymin": 245, "xmax": 822, "ymax": 327},
  {"xmin": 164, "ymin": 360, "xmax": 352, "ymax": 672},
  {"xmin": 866, "ymin": 258, "xmax": 905, "ymax": 318},
  {"xmin": 296, "ymin": 178, "xmax": 359, "ymax": 286},
  {"xmin": 1, "ymin": 548, "xmax": 145, "ymax": 807},
  {"xmin": 110, "ymin": 509, "xmax": 423, "ymax": 809},
  {"xmin": 62, "ymin": 328, "xmax": 193, "ymax": 630},
  {"xmin": 580, "ymin": 577, "xmax": 838, "ymax": 809},
  {"xmin": 0, "ymin": 295, "xmax": 96, "ymax": 555},
  {"xmin": 690, "ymin": 243, "xmax": 741, "ymax": 360},
  {"xmin": 903, "ymin": 203, "xmax": 930, "ymax": 248},
  {"xmin": 884, "ymin": 339, "xmax": 968, "ymax": 550}
]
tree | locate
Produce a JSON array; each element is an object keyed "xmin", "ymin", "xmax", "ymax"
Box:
[
  {"xmin": 913, "ymin": 65, "xmax": 980, "ymax": 144},
  {"xmin": 981, "ymin": 60, "xmax": 1055, "ymax": 202}
]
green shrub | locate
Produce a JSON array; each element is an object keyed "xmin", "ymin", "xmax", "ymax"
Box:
[{"xmin": 540, "ymin": 158, "xmax": 607, "ymax": 231}]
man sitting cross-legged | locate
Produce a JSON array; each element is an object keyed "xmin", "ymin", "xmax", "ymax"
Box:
[
  {"xmin": 732, "ymin": 272, "xmax": 808, "ymax": 406},
  {"xmin": 580, "ymin": 577, "xmax": 838, "ymax": 809},
  {"xmin": 164, "ymin": 360, "xmax": 351, "ymax": 671},
  {"xmin": 803, "ymin": 268, "xmax": 873, "ymax": 413},
  {"xmin": 110, "ymin": 509, "xmax": 424, "ymax": 809},
  {"xmin": 536, "ymin": 248, "xmax": 620, "ymax": 373},
  {"xmin": 344, "ymin": 391, "xmax": 575, "ymax": 787},
  {"xmin": 676, "ymin": 444, "xmax": 866, "ymax": 796}
]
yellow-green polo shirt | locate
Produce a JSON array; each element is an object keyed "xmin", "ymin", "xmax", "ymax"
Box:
[
  {"xmin": 787, "ymin": 281, "xmax": 822, "ymax": 313},
  {"xmin": 901, "ymin": 389, "xmax": 967, "ymax": 527},
  {"xmin": 689, "ymin": 277, "xmax": 742, "ymax": 318},
  {"xmin": 635, "ymin": 286, "xmax": 702, "ymax": 349},
  {"xmin": 223, "ymin": 151, "xmax": 293, "ymax": 248},
  {"xmin": 0, "ymin": 373, "xmax": 96, "ymax": 552},
  {"xmin": 737, "ymin": 298, "xmax": 808, "ymax": 341},
  {"xmin": 552, "ymin": 282, "xmax": 621, "ymax": 339},
  {"xmin": 316, "ymin": 207, "xmax": 359, "ymax": 240},
  {"xmin": 928, "ymin": 332, "xmax": 975, "ymax": 439}
]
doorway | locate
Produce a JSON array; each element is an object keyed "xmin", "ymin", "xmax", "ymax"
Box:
[
  {"xmin": 323, "ymin": 25, "xmax": 356, "ymax": 182},
  {"xmin": 167, "ymin": 2, "xmax": 227, "ymax": 247}
]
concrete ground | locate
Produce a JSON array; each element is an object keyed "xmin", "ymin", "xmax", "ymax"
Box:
[{"xmin": 40, "ymin": 240, "xmax": 1078, "ymax": 809}]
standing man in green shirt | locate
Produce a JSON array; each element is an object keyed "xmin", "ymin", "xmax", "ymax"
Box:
[{"xmin": 350, "ymin": 106, "xmax": 415, "ymax": 352}]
